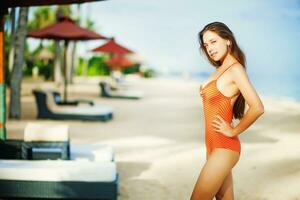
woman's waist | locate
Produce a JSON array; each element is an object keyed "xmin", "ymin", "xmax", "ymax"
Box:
[
  {"xmin": 203, "ymin": 114, "xmax": 233, "ymax": 123},
  {"xmin": 204, "ymin": 129, "xmax": 240, "ymax": 140}
]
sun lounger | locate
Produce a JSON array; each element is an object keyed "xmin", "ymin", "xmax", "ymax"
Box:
[
  {"xmin": 21, "ymin": 123, "xmax": 70, "ymax": 160},
  {"xmin": 0, "ymin": 121, "xmax": 118, "ymax": 199},
  {"xmin": 1, "ymin": 123, "xmax": 115, "ymax": 162},
  {"xmin": 1, "ymin": 141, "xmax": 115, "ymax": 162},
  {"xmin": 0, "ymin": 139, "xmax": 23, "ymax": 159},
  {"xmin": 108, "ymin": 80, "xmax": 129, "ymax": 91},
  {"xmin": 0, "ymin": 159, "xmax": 118, "ymax": 200},
  {"xmin": 110, "ymin": 72, "xmax": 133, "ymax": 89},
  {"xmin": 99, "ymin": 81, "xmax": 143, "ymax": 99},
  {"xmin": 51, "ymin": 91, "xmax": 94, "ymax": 106},
  {"xmin": 33, "ymin": 89, "xmax": 113, "ymax": 121}
]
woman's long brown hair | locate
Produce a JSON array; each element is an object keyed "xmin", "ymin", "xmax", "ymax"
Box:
[{"xmin": 198, "ymin": 22, "xmax": 246, "ymax": 119}]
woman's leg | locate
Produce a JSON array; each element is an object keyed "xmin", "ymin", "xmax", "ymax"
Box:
[
  {"xmin": 190, "ymin": 148, "xmax": 239, "ymax": 200},
  {"xmin": 215, "ymin": 172, "xmax": 234, "ymax": 200},
  {"xmin": 207, "ymin": 152, "xmax": 235, "ymax": 200}
]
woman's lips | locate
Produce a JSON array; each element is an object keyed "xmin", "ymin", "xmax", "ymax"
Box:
[{"xmin": 210, "ymin": 52, "xmax": 217, "ymax": 57}]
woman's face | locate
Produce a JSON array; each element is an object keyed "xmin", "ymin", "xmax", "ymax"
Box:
[{"xmin": 202, "ymin": 30, "xmax": 229, "ymax": 62}]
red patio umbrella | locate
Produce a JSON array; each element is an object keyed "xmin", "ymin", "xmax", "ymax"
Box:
[
  {"xmin": 91, "ymin": 37, "xmax": 134, "ymax": 55},
  {"xmin": 0, "ymin": 0, "xmax": 107, "ymax": 141},
  {"xmin": 92, "ymin": 37, "xmax": 134, "ymax": 74},
  {"xmin": 28, "ymin": 17, "xmax": 104, "ymax": 40},
  {"xmin": 28, "ymin": 16, "xmax": 108, "ymax": 101},
  {"xmin": 105, "ymin": 56, "xmax": 133, "ymax": 70}
]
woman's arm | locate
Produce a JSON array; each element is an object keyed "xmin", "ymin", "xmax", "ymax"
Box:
[
  {"xmin": 212, "ymin": 63, "xmax": 264, "ymax": 137},
  {"xmin": 230, "ymin": 64, "xmax": 264, "ymax": 136}
]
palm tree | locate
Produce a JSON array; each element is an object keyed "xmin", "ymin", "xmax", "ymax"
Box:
[
  {"xmin": 8, "ymin": 8, "xmax": 16, "ymax": 73},
  {"xmin": 28, "ymin": 6, "xmax": 55, "ymax": 29},
  {"xmin": 28, "ymin": 6, "xmax": 57, "ymax": 82},
  {"xmin": 9, "ymin": 7, "xmax": 29, "ymax": 119}
]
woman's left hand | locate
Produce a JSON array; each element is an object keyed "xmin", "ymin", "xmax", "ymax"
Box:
[{"xmin": 212, "ymin": 115, "xmax": 235, "ymax": 137}]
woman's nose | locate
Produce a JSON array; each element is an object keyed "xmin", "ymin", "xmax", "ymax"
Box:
[{"xmin": 207, "ymin": 46, "xmax": 213, "ymax": 53}]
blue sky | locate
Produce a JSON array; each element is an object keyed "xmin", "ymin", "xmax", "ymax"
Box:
[
  {"xmin": 76, "ymin": 0, "xmax": 300, "ymax": 80},
  {"xmin": 25, "ymin": 0, "xmax": 300, "ymax": 99}
]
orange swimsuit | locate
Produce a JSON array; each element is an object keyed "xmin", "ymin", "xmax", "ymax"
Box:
[{"xmin": 200, "ymin": 63, "xmax": 241, "ymax": 155}]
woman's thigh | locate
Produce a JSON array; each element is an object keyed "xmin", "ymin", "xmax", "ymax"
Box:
[
  {"xmin": 191, "ymin": 148, "xmax": 239, "ymax": 200},
  {"xmin": 216, "ymin": 172, "xmax": 234, "ymax": 200}
]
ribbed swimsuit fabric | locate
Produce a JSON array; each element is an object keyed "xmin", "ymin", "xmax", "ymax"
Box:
[{"xmin": 200, "ymin": 63, "xmax": 241, "ymax": 155}]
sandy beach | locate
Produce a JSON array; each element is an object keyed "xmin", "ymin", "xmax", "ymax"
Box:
[{"xmin": 6, "ymin": 76, "xmax": 300, "ymax": 200}]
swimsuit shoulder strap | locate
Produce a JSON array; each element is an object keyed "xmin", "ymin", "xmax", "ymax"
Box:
[{"xmin": 216, "ymin": 62, "xmax": 238, "ymax": 80}]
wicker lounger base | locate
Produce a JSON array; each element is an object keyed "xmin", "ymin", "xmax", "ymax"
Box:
[
  {"xmin": 37, "ymin": 113, "xmax": 113, "ymax": 122},
  {"xmin": 0, "ymin": 175, "xmax": 118, "ymax": 200},
  {"xmin": 32, "ymin": 90, "xmax": 113, "ymax": 122},
  {"xmin": 99, "ymin": 82, "xmax": 141, "ymax": 100},
  {"xmin": 101, "ymin": 94, "xmax": 140, "ymax": 100}
]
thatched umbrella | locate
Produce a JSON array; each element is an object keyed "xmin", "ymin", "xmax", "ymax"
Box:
[{"xmin": 36, "ymin": 47, "xmax": 54, "ymax": 61}]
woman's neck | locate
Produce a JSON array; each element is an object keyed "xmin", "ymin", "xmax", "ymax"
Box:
[{"xmin": 219, "ymin": 53, "xmax": 237, "ymax": 69}]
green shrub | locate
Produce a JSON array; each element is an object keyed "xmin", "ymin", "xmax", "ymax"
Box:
[
  {"xmin": 142, "ymin": 68, "xmax": 156, "ymax": 78},
  {"xmin": 122, "ymin": 63, "xmax": 140, "ymax": 74}
]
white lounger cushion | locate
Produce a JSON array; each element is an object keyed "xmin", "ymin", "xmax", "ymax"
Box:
[
  {"xmin": 102, "ymin": 82, "xmax": 143, "ymax": 98},
  {"xmin": 71, "ymin": 144, "xmax": 114, "ymax": 162},
  {"xmin": 53, "ymin": 105, "xmax": 113, "ymax": 115},
  {"xmin": 41, "ymin": 89, "xmax": 113, "ymax": 115},
  {"xmin": 0, "ymin": 160, "xmax": 117, "ymax": 182},
  {"xmin": 24, "ymin": 123, "xmax": 69, "ymax": 142}
]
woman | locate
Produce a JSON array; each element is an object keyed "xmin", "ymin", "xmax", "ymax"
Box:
[{"xmin": 190, "ymin": 22, "xmax": 264, "ymax": 200}]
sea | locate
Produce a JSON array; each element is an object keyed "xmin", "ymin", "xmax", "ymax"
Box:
[{"xmin": 158, "ymin": 70, "xmax": 300, "ymax": 102}]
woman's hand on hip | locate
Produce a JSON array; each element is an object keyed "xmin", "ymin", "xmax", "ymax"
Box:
[{"xmin": 212, "ymin": 115, "xmax": 235, "ymax": 137}]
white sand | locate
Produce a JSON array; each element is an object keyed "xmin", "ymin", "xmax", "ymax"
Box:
[{"xmin": 6, "ymin": 76, "xmax": 300, "ymax": 200}]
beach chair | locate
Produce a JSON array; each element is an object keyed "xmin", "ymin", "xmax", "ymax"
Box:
[
  {"xmin": 21, "ymin": 123, "xmax": 70, "ymax": 160},
  {"xmin": 108, "ymin": 79, "xmax": 129, "ymax": 91},
  {"xmin": 110, "ymin": 71, "xmax": 133, "ymax": 89},
  {"xmin": 0, "ymin": 123, "xmax": 69, "ymax": 160},
  {"xmin": 22, "ymin": 123, "xmax": 114, "ymax": 161},
  {"xmin": 33, "ymin": 89, "xmax": 113, "ymax": 121},
  {"xmin": 51, "ymin": 90, "xmax": 94, "ymax": 106},
  {"xmin": 0, "ymin": 139, "xmax": 23, "ymax": 159},
  {"xmin": 0, "ymin": 121, "xmax": 118, "ymax": 199},
  {"xmin": 0, "ymin": 123, "xmax": 115, "ymax": 162},
  {"xmin": 0, "ymin": 159, "xmax": 118, "ymax": 200},
  {"xmin": 99, "ymin": 81, "xmax": 143, "ymax": 99}
]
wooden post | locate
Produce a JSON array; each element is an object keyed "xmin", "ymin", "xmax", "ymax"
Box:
[{"xmin": 63, "ymin": 40, "xmax": 69, "ymax": 102}]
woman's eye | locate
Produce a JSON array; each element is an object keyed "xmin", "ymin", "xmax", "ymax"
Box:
[{"xmin": 212, "ymin": 40, "xmax": 216, "ymax": 44}]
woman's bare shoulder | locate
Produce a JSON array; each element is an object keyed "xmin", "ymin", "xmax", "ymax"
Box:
[{"xmin": 229, "ymin": 62, "xmax": 246, "ymax": 76}]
